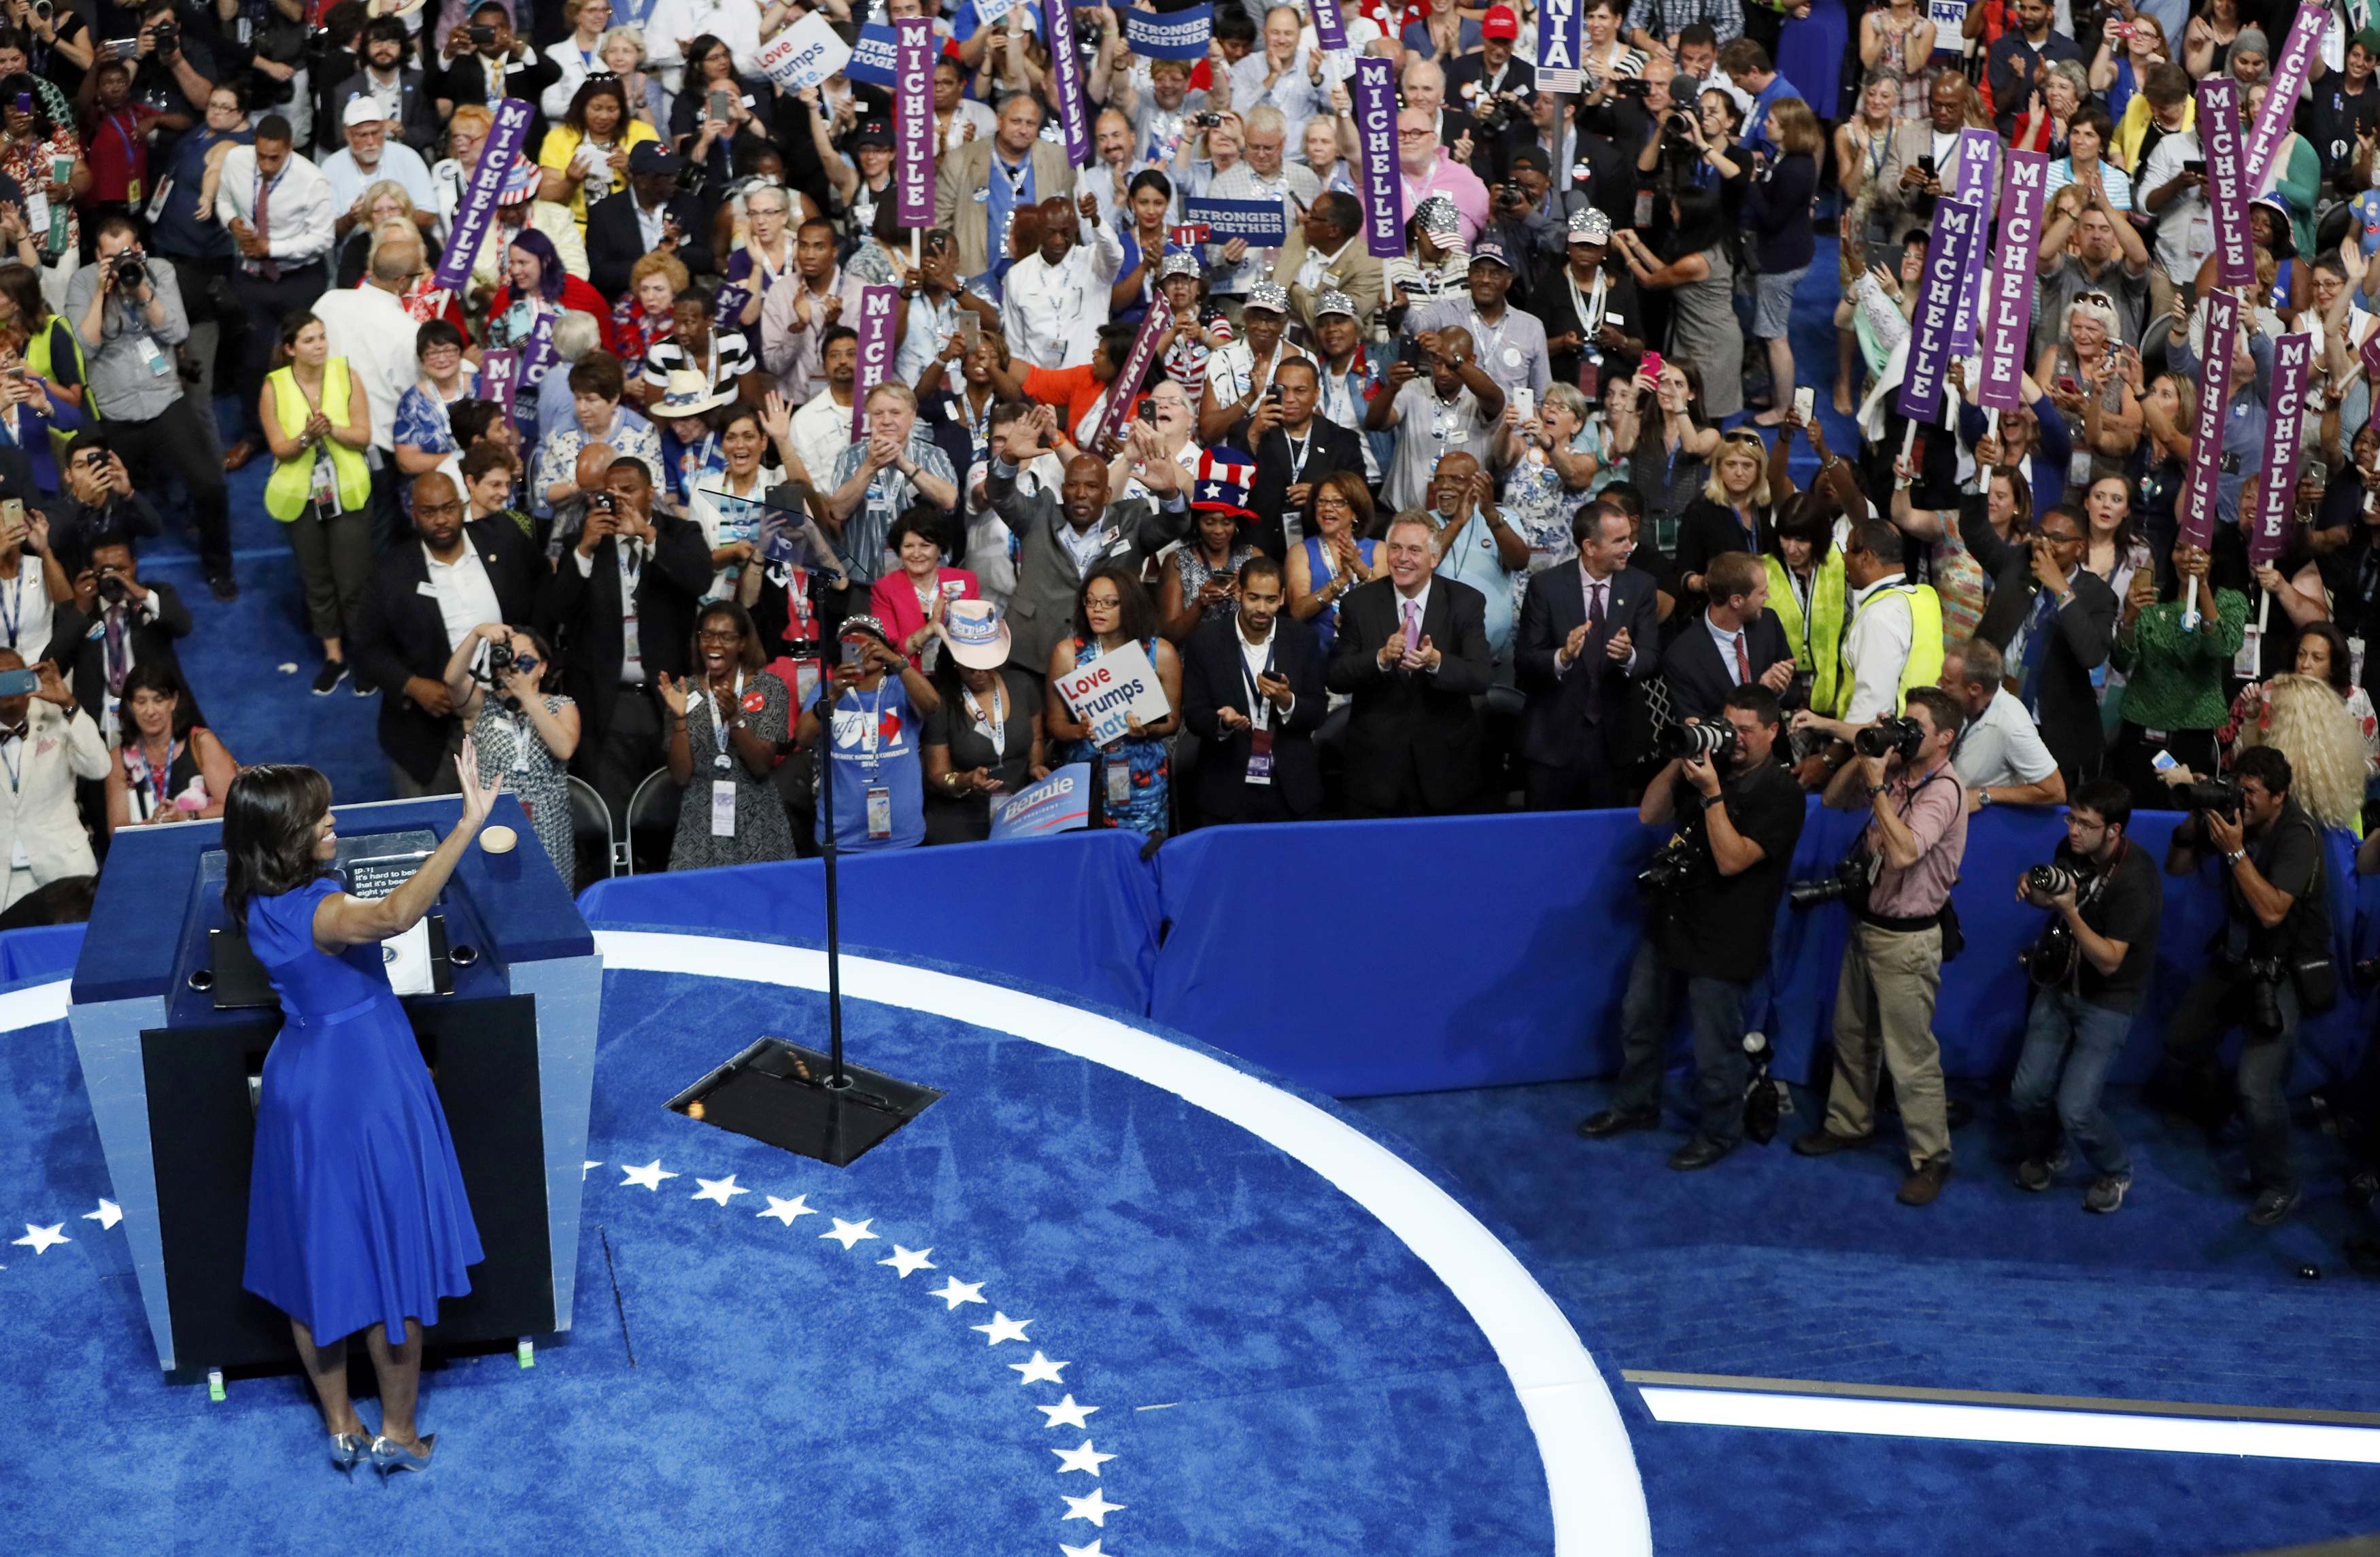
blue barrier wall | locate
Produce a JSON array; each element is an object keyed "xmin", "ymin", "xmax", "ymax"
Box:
[
  {"xmin": 576, "ymin": 829, "xmax": 1162, "ymax": 1017},
  {"xmin": 20, "ymin": 805, "xmax": 2378, "ymax": 1100}
]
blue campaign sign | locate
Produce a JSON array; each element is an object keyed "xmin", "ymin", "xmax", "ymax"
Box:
[
  {"xmin": 1124, "ymin": 3, "xmax": 1211, "ymax": 58},
  {"xmin": 847, "ymin": 22, "xmax": 898, "ymax": 88},
  {"xmin": 1183, "ymin": 196, "xmax": 1288, "ymax": 246},
  {"xmin": 989, "ymin": 763, "xmax": 1095, "ymax": 838}
]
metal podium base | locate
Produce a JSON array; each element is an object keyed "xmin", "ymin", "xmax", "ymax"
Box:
[{"xmin": 667, "ymin": 1037, "xmax": 940, "ymax": 1167}]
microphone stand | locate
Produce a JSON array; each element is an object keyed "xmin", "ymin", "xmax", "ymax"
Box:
[{"xmin": 813, "ymin": 673, "xmax": 850, "ymax": 1093}]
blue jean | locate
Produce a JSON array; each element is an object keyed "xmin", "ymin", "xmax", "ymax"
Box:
[
  {"xmin": 2007, "ymin": 990, "xmax": 2135, "ymax": 1178},
  {"xmin": 1613, "ymin": 938, "xmax": 1752, "ymax": 1144}
]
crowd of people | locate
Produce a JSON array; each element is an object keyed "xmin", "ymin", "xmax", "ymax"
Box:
[{"xmin": 0, "ymin": 0, "xmax": 2373, "ymax": 1227}]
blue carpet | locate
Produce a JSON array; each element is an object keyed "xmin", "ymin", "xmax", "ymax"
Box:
[{"xmin": 0, "ymin": 964, "xmax": 1562, "ymax": 1555}]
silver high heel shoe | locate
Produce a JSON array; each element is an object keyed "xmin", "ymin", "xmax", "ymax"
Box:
[
  {"xmin": 369, "ymin": 1433, "xmax": 436, "ymax": 1475},
  {"xmin": 330, "ymin": 1433, "xmax": 369, "ymax": 1472}
]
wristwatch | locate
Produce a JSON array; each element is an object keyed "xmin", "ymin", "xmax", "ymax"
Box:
[
  {"xmin": 2224, "ymin": 849, "xmax": 2247, "ymax": 868},
  {"xmin": 1976, "ymin": 787, "xmax": 1992, "ymax": 807},
  {"xmin": 1699, "ymin": 791, "xmax": 1724, "ymax": 810}
]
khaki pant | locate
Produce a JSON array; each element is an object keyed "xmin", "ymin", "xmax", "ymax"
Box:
[{"xmin": 1822, "ymin": 920, "xmax": 1952, "ymax": 1169}]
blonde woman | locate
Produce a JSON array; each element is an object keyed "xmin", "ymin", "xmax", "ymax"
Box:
[
  {"xmin": 2216, "ymin": 672, "xmax": 2371, "ymax": 834},
  {"xmin": 336, "ymin": 180, "xmax": 439, "ymax": 288},
  {"xmin": 599, "ymin": 27, "xmax": 668, "ymax": 130},
  {"xmin": 1673, "ymin": 429, "xmax": 1773, "ymax": 602}
]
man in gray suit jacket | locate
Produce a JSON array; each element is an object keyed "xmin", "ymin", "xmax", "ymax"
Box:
[
  {"xmin": 936, "ymin": 95, "xmax": 1079, "ymax": 288},
  {"xmin": 983, "ymin": 412, "xmax": 1193, "ymax": 679}
]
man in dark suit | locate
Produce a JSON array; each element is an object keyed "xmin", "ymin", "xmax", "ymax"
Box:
[
  {"xmin": 430, "ymin": 3, "xmax": 562, "ymax": 141},
  {"xmin": 1180, "ymin": 554, "xmax": 1327, "ymax": 824},
  {"xmin": 1661, "ymin": 550, "xmax": 1799, "ymax": 724},
  {"xmin": 58, "ymin": 538, "xmax": 192, "ymax": 741},
  {"xmin": 536, "ymin": 457, "xmax": 713, "ymax": 817},
  {"xmin": 588, "ymin": 145, "xmax": 717, "ymax": 300},
  {"xmin": 1324, "ymin": 514, "xmax": 1495, "ymax": 816},
  {"xmin": 1960, "ymin": 500, "xmax": 2116, "ymax": 785},
  {"xmin": 349, "ymin": 471, "xmax": 545, "ymax": 795},
  {"xmin": 328, "ymin": 16, "xmax": 443, "ymax": 157},
  {"xmin": 1242, "ymin": 356, "xmax": 1365, "ymax": 561},
  {"xmin": 1516, "ymin": 499, "xmax": 1663, "ymax": 808}
]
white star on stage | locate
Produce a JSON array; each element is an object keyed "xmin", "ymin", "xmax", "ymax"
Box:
[
  {"xmin": 82, "ymin": 1199, "xmax": 122, "ymax": 1231},
  {"xmin": 1036, "ymin": 1395, "xmax": 1100, "ymax": 1430},
  {"xmin": 12, "ymin": 1222, "xmax": 69, "ymax": 1255},
  {"xmin": 756, "ymin": 1195, "xmax": 815, "ymax": 1226},
  {"xmin": 583, "ymin": 1160, "xmax": 601, "ymax": 1180},
  {"xmin": 1053, "ymin": 1439, "xmax": 1117, "ymax": 1477},
  {"xmin": 820, "ymin": 1218, "xmax": 879, "ymax": 1250},
  {"xmin": 928, "ymin": 1277, "xmax": 987, "ymax": 1310},
  {"xmin": 619, "ymin": 1161, "xmax": 679, "ymax": 1191},
  {"xmin": 1061, "ymin": 1488, "xmax": 1125, "ymax": 1527},
  {"xmin": 692, "ymin": 1175, "xmax": 749, "ymax": 1206},
  {"xmin": 878, "ymin": 1245, "xmax": 936, "ymax": 1278},
  {"xmin": 972, "ymin": 1311, "xmax": 1032, "ymax": 1346},
  {"xmin": 1010, "ymin": 1350, "xmax": 1068, "ymax": 1386},
  {"xmin": 1059, "ymin": 1541, "xmax": 1114, "ymax": 1557}
]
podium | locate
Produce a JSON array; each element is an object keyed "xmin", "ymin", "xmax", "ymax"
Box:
[{"xmin": 67, "ymin": 795, "xmax": 602, "ymax": 1379}]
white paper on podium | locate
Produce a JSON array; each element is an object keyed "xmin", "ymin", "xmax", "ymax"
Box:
[{"xmin": 343, "ymin": 851, "xmax": 437, "ymax": 997}]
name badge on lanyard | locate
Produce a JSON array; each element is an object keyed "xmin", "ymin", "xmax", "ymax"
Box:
[{"xmin": 865, "ymin": 784, "xmax": 893, "ymax": 838}]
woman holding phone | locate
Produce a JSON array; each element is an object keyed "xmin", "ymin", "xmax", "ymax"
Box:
[
  {"xmin": 226, "ymin": 755, "xmax": 500, "ymax": 1476},
  {"xmin": 796, "ymin": 614, "xmax": 941, "ymax": 855},
  {"xmin": 104, "ymin": 661, "xmax": 236, "ymax": 833}
]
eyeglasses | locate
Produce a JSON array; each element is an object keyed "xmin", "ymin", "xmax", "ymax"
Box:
[
  {"xmin": 696, "ymin": 628, "xmax": 743, "ymax": 645},
  {"xmin": 1397, "ymin": 129, "xmax": 1432, "ymax": 140}
]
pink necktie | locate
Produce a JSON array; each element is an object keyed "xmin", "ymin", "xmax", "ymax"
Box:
[{"xmin": 1401, "ymin": 599, "xmax": 1421, "ymax": 653}]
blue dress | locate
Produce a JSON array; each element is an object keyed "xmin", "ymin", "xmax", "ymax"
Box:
[
  {"xmin": 1775, "ymin": 0, "xmax": 1848, "ymax": 121},
  {"xmin": 241, "ymin": 876, "xmax": 483, "ymax": 1343}
]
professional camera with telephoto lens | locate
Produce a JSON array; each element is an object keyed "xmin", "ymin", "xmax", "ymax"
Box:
[
  {"xmin": 2018, "ymin": 861, "xmax": 2092, "ymax": 987},
  {"xmin": 109, "ymin": 252, "xmax": 147, "ymax": 292},
  {"xmin": 2186, "ymin": 776, "xmax": 2245, "ymax": 820},
  {"xmin": 94, "ymin": 564, "xmax": 129, "ymax": 605},
  {"xmin": 1854, "ymin": 715, "xmax": 1926, "ymax": 762},
  {"xmin": 1635, "ymin": 833, "xmax": 1707, "ymax": 896},
  {"xmin": 1788, "ymin": 855, "xmax": 1869, "ymax": 912},
  {"xmin": 1614, "ymin": 77, "xmax": 1650, "ymax": 98},
  {"xmin": 1475, "ymin": 95, "xmax": 1522, "ymax": 135},
  {"xmin": 150, "ymin": 21, "xmax": 176, "ymax": 55},
  {"xmin": 1657, "ymin": 719, "xmax": 1737, "ymax": 764},
  {"xmin": 1497, "ymin": 182, "xmax": 1529, "ymax": 209}
]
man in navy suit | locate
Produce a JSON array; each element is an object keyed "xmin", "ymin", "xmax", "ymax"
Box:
[
  {"xmin": 1515, "ymin": 500, "xmax": 1662, "ymax": 808},
  {"xmin": 588, "ymin": 145, "xmax": 718, "ymax": 299},
  {"xmin": 1180, "ymin": 555, "xmax": 1327, "ymax": 823},
  {"xmin": 1659, "ymin": 549, "xmax": 1799, "ymax": 725},
  {"xmin": 1325, "ymin": 514, "xmax": 1496, "ymax": 816}
]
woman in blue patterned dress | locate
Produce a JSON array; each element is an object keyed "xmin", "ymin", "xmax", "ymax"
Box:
[{"xmin": 1046, "ymin": 563, "xmax": 1183, "ymax": 838}]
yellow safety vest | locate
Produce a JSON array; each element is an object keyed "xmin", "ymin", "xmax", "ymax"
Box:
[
  {"xmin": 262, "ymin": 360, "xmax": 373, "ymax": 522},
  {"xmin": 1831, "ymin": 579, "xmax": 1943, "ymax": 719}
]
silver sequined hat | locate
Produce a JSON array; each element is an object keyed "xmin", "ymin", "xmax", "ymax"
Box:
[
  {"xmin": 1158, "ymin": 250, "xmax": 1203, "ymax": 281},
  {"xmin": 1567, "ymin": 207, "xmax": 1612, "ymax": 245},
  {"xmin": 1246, "ymin": 279, "xmax": 1291, "ymax": 315},
  {"xmin": 1414, "ymin": 195, "xmax": 1461, "ymax": 239},
  {"xmin": 1314, "ymin": 289, "xmax": 1357, "ymax": 319}
]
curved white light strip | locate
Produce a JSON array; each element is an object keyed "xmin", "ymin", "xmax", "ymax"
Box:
[
  {"xmin": 594, "ymin": 929, "xmax": 1652, "ymax": 1557},
  {"xmin": 7, "ymin": 935, "xmax": 1650, "ymax": 1556}
]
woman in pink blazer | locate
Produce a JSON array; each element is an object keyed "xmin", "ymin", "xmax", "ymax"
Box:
[{"xmin": 868, "ymin": 513, "xmax": 981, "ymax": 672}]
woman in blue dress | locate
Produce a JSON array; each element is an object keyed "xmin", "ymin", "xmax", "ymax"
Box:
[
  {"xmin": 225, "ymin": 756, "xmax": 499, "ymax": 1477},
  {"xmin": 1776, "ymin": 0, "xmax": 1850, "ymax": 125},
  {"xmin": 1046, "ymin": 564, "xmax": 1183, "ymax": 839}
]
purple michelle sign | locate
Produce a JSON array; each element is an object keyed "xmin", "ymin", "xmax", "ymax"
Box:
[
  {"xmin": 893, "ymin": 18, "xmax": 934, "ymax": 227},
  {"xmin": 2200, "ymin": 77, "xmax": 2252, "ymax": 290},
  {"xmin": 1976, "ymin": 149, "xmax": 2047, "ymax": 413},
  {"xmin": 1042, "ymin": 0, "xmax": 1090, "ymax": 165},
  {"xmin": 2249, "ymin": 332, "xmax": 2312, "ymax": 566},
  {"xmin": 2180, "ymin": 289, "xmax": 2241, "ymax": 552},
  {"xmin": 1897, "ymin": 200, "xmax": 1980, "ymax": 426},
  {"xmin": 1353, "ymin": 57, "xmax": 1403, "ymax": 260}
]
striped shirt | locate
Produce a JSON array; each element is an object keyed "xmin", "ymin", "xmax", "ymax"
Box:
[{"xmin": 642, "ymin": 329, "xmax": 756, "ymax": 395}]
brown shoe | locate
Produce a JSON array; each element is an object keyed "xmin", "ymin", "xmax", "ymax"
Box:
[
  {"xmin": 222, "ymin": 437, "xmax": 258, "ymax": 472},
  {"xmin": 1791, "ymin": 1127, "xmax": 1871, "ymax": 1157},
  {"xmin": 1897, "ymin": 1162, "xmax": 1951, "ymax": 1207}
]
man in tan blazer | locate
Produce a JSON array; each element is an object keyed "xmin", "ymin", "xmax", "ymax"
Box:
[
  {"xmin": 936, "ymin": 93, "xmax": 1079, "ymax": 284},
  {"xmin": 1270, "ymin": 190, "xmax": 1384, "ymax": 338}
]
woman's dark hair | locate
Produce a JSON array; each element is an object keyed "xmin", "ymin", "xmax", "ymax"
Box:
[
  {"xmin": 2296, "ymin": 621, "xmax": 2355, "ymax": 695},
  {"xmin": 685, "ymin": 31, "xmax": 732, "ymax": 81},
  {"xmin": 715, "ymin": 401, "xmax": 763, "ymax": 441},
  {"xmin": 0, "ymin": 72, "xmax": 55, "ymax": 139},
  {"xmin": 691, "ymin": 600, "xmax": 766, "ymax": 673},
  {"xmin": 1767, "ymin": 490, "xmax": 1841, "ymax": 559},
  {"xmin": 868, "ymin": 187, "xmax": 904, "ymax": 244},
  {"xmin": 506, "ymin": 623, "xmax": 565, "ymax": 694},
  {"xmin": 222, "ymin": 764, "xmax": 335, "ymax": 925},
  {"xmin": 509, "ymin": 228, "xmax": 566, "ymax": 302},
  {"xmin": 887, "ymin": 508, "xmax": 944, "ymax": 558},
  {"xmin": 1127, "ymin": 168, "xmax": 1173, "ymax": 205},
  {"xmin": 415, "ymin": 318, "xmax": 466, "ymax": 359},
  {"xmin": 564, "ymin": 73, "xmax": 628, "ymax": 139},
  {"xmin": 0, "ymin": 262, "xmax": 49, "ymax": 329},
  {"xmin": 269, "ymin": 309, "xmax": 324, "ymax": 371},
  {"xmin": 1073, "ymin": 562, "xmax": 1159, "ymax": 644},
  {"xmin": 1667, "ymin": 186, "xmax": 1729, "ymax": 258},
  {"xmin": 120, "ymin": 660, "xmax": 192, "ymax": 737}
]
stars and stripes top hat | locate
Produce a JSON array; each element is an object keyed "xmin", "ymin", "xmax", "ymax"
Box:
[
  {"xmin": 499, "ymin": 156, "xmax": 543, "ymax": 204},
  {"xmin": 1191, "ymin": 448, "xmax": 1256, "ymax": 521}
]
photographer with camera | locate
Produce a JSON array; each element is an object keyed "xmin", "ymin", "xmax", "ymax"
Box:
[
  {"xmin": 439, "ymin": 621, "xmax": 579, "ymax": 878},
  {"xmin": 2008, "ymin": 779, "xmax": 2163, "ymax": 1213},
  {"xmin": 61, "ymin": 538, "xmax": 190, "ymax": 749},
  {"xmin": 64, "ymin": 213, "xmax": 235, "ymax": 600},
  {"xmin": 2151, "ymin": 747, "xmax": 2333, "ymax": 1227},
  {"xmin": 1581, "ymin": 685, "xmax": 1807, "ymax": 1168},
  {"xmin": 1797, "ymin": 687, "xmax": 1968, "ymax": 1206}
]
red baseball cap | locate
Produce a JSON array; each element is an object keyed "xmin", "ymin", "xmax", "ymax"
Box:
[{"xmin": 1482, "ymin": 5, "xmax": 1518, "ymax": 39}]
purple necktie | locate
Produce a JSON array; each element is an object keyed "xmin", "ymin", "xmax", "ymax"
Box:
[
  {"xmin": 104, "ymin": 609, "xmax": 127, "ymax": 694},
  {"xmin": 1401, "ymin": 598, "xmax": 1421, "ymax": 653}
]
